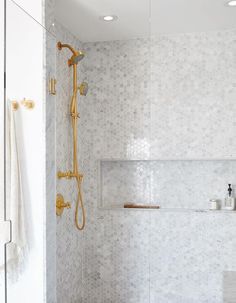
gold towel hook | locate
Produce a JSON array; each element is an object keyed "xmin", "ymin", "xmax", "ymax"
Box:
[
  {"xmin": 21, "ymin": 98, "xmax": 35, "ymax": 110},
  {"xmin": 11, "ymin": 101, "xmax": 19, "ymax": 111}
]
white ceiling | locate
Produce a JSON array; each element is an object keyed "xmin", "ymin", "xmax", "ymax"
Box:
[{"xmin": 55, "ymin": 0, "xmax": 236, "ymax": 42}]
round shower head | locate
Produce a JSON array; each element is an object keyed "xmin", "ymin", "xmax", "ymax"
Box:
[
  {"xmin": 79, "ymin": 82, "xmax": 89, "ymax": 96},
  {"xmin": 73, "ymin": 51, "xmax": 85, "ymax": 63},
  {"xmin": 57, "ymin": 41, "xmax": 85, "ymax": 65},
  {"xmin": 68, "ymin": 51, "xmax": 85, "ymax": 65}
]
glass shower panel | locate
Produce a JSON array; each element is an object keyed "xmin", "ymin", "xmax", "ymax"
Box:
[
  {"xmin": 78, "ymin": 1, "xmax": 152, "ymax": 302},
  {"xmin": 5, "ymin": 1, "xmax": 50, "ymax": 302},
  {"xmin": 149, "ymin": 1, "xmax": 236, "ymax": 302}
]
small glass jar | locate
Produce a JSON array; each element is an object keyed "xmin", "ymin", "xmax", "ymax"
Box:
[{"xmin": 209, "ymin": 199, "xmax": 219, "ymax": 210}]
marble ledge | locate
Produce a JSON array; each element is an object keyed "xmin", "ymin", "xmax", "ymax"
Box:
[
  {"xmin": 97, "ymin": 207, "xmax": 236, "ymax": 214},
  {"xmin": 99, "ymin": 158, "xmax": 236, "ymax": 162}
]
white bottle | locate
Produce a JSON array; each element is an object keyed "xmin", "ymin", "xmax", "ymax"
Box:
[{"xmin": 223, "ymin": 184, "xmax": 235, "ymax": 211}]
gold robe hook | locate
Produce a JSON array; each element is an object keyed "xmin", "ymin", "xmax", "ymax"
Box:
[
  {"xmin": 11, "ymin": 101, "xmax": 19, "ymax": 111},
  {"xmin": 21, "ymin": 98, "xmax": 35, "ymax": 110}
]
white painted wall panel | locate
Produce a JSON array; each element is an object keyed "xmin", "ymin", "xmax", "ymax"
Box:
[
  {"xmin": 5, "ymin": 1, "xmax": 45, "ymax": 302},
  {"xmin": 11, "ymin": 0, "xmax": 43, "ymax": 25}
]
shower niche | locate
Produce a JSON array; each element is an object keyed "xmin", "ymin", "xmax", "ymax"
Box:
[{"xmin": 99, "ymin": 159, "xmax": 236, "ymax": 210}]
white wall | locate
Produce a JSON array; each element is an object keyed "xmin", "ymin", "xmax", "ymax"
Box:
[
  {"xmin": 9, "ymin": 0, "xmax": 43, "ymax": 25},
  {"xmin": 4, "ymin": 1, "xmax": 45, "ymax": 302},
  {"xmin": 0, "ymin": 1, "xmax": 56, "ymax": 303}
]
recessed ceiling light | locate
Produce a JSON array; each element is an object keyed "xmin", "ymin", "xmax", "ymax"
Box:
[
  {"xmin": 100, "ymin": 15, "xmax": 118, "ymax": 22},
  {"xmin": 227, "ymin": 0, "xmax": 236, "ymax": 6}
]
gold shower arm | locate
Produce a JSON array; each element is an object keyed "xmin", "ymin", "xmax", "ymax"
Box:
[{"xmin": 57, "ymin": 41, "xmax": 77, "ymax": 55}]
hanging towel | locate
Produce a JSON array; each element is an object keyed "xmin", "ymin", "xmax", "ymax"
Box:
[{"xmin": 0, "ymin": 101, "xmax": 27, "ymax": 281}]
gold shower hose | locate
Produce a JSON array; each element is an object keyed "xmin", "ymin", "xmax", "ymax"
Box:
[
  {"xmin": 57, "ymin": 41, "xmax": 86, "ymax": 230},
  {"xmin": 72, "ymin": 95, "xmax": 86, "ymax": 231}
]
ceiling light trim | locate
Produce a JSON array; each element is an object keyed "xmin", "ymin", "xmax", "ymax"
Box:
[
  {"xmin": 100, "ymin": 15, "xmax": 118, "ymax": 22},
  {"xmin": 227, "ymin": 0, "xmax": 236, "ymax": 6}
]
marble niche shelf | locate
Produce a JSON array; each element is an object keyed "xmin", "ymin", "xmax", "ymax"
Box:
[{"xmin": 98, "ymin": 159, "xmax": 236, "ymax": 212}]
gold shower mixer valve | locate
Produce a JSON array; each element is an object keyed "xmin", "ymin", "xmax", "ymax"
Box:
[
  {"xmin": 57, "ymin": 170, "xmax": 75, "ymax": 179},
  {"xmin": 57, "ymin": 170, "xmax": 83, "ymax": 180},
  {"xmin": 56, "ymin": 194, "xmax": 71, "ymax": 216}
]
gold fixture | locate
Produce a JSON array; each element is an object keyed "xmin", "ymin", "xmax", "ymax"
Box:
[
  {"xmin": 57, "ymin": 41, "xmax": 88, "ymax": 230},
  {"xmin": 11, "ymin": 101, "xmax": 19, "ymax": 111},
  {"xmin": 57, "ymin": 42, "xmax": 85, "ymax": 66},
  {"xmin": 56, "ymin": 194, "xmax": 71, "ymax": 216},
  {"xmin": 57, "ymin": 171, "xmax": 74, "ymax": 179},
  {"xmin": 57, "ymin": 170, "xmax": 83, "ymax": 180},
  {"xmin": 49, "ymin": 78, "xmax": 57, "ymax": 95},
  {"xmin": 11, "ymin": 99, "xmax": 34, "ymax": 110},
  {"xmin": 78, "ymin": 82, "xmax": 89, "ymax": 96},
  {"xmin": 21, "ymin": 98, "xmax": 34, "ymax": 109}
]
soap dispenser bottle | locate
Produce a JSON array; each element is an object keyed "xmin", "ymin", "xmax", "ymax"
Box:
[{"xmin": 223, "ymin": 184, "xmax": 235, "ymax": 211}]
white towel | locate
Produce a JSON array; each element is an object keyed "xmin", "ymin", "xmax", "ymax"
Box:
[{"xmin": 0, "ymin": 102, "xmax": 27, "ymax": 281}]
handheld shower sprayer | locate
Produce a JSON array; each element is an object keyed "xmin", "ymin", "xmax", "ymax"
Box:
[
  {"xmin": 79, "ymin": 82, "xmax": 89, "ymax": 96},
  {"xmin": 57, "ymin": 41, "xmax": 88, "ymax": 231}
]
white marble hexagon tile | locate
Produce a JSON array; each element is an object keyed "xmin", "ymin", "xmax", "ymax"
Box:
[
  {"xmin": 150, "ymin": 31, "xmax": 236, "ymax": 159},
  {"xmin": 100, "ymin": 160, "xmax": 236, "ymax": 209},
  {"xmin": 80, "ymin": 29, "xmax": 236, "ymax": 303},
  {"xmin": 55, "ymin": 24, "xmax": 236, "ymax": 303}
]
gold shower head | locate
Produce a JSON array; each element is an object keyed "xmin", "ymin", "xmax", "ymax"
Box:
[
  {"xmin": 68, "ymin": 51, "xmax": 85, "ymax": 65},
  {"xmin": 57, "ymin": 41, "xmax": 85, "ymax": 66}
]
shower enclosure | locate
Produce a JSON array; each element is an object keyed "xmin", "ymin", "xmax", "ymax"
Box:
[{"xmin": 1, "ymin": 0, "xmax": 236, "ymax": 303}]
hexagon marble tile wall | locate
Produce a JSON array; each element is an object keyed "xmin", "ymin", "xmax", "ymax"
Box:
[{"xmin": 55, "ymin": 19, "xmax": 236, "ymax": 303}]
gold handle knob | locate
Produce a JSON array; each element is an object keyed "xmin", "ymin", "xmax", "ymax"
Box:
[
  {"xmin": 56, "ymin": 194, "xmax": 71, "ymax": 216},
  {"xmin": 63, "ymin": 202, "xmax": 71, "ymax": 209}
]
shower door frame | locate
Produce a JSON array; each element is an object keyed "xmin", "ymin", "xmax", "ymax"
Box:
[{"xmin": 0, "ymin": 1, "xmax": 10, "ymax": 303}]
